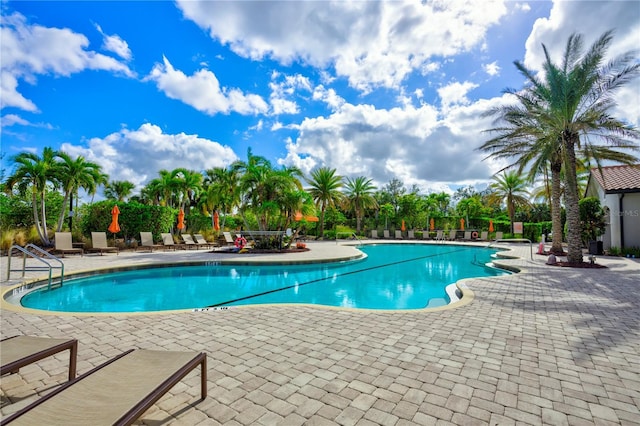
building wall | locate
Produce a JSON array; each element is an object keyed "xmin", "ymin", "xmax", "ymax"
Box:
[{"xmin": 621, "ymin": 193, "xmax": 640, "ymax": 248}]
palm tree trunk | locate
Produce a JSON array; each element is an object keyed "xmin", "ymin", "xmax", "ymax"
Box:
[
  {"xmin": 550, "ymin": 163, "xmax": 564, "ymax": 254},
  {"xmin": 32, "ymin": 189, "xmax": 46, "ymax": 244},
  {"xmin": 56, "ymin": 192, "xmax": 70, "ymax": 232},
  {"xmin": 563, "ymin": 133, "xmax": 583, "ymax": 264},
  {"xmin": 39, "ymin": 189, "xmax": 51, "ymax": 245}
]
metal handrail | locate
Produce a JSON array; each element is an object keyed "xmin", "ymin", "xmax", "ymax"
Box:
[
  {"xmin": 6, "ymin": 244, "xmax": 64, "ymax": 289},
  {"xmin": 487, "ymin": 238, "xmax": 533, "ymax": 260}
]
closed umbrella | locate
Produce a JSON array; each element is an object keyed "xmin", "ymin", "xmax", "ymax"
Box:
[
  {"xmin": 430, "ymin": 218, "xmax": 435, "ymax": 231},
  {"xmin": 214, "ymin": 211, "xmax": 220, "ymax": 231},
  {"xmin": 489, "ymin": 220, "xmax": 494, "ymax": 233},
  {"xmin": 460, "ymin": 218, "xmax": 465, "ymax": 230},
  {"xmin": 401, "ymin": 220, "xmax": 406, "ymax": 232},
  {"xmin": 177, "ymin": 208, "xmax": 185, "ymax": 230},
  {"xmin": 108, "ymin": 205, "xmax": 121, "ymax": 234}
]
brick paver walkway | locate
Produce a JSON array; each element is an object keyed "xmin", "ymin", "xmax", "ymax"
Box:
[{"xmin": 1, "ymin": 241, "xmax": 639, "ymax": 425}]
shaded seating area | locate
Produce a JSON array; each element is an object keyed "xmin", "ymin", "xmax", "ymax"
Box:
[
  {"xmin": 1, "ymin": 336, "xmax": 78, "ymax": 384},
  {"xmin": 1, "ymin": 349, "xmax": 207, "ymax": 426},
  {"xmin": 86, "ymin": 232, "xmax": 119, "ymax": 256},
  {"xmin": 53, "ymin": 232, "xmax": 83, "ymax": 257},
  {"xmin": 136, "ymin": 232, "xmax": 163, "ymax": 252}
]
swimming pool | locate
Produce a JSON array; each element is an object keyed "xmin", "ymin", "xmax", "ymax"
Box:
[{"xmin": 18, "ymin": 244, "xmax": 508, "ymax": 312}]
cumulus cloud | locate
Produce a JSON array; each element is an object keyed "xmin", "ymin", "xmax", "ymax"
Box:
[
  {"xmin": 59, "ymin": 123, "xmax": 239, "ymax": 191},
  {"xmin": 483, "ymin": 61, "xmax": 500, "ymax": 77},
  {"xmin": 437, "ymin": 81, "xmax": 479, "ymax": 111},
  {"xmin": 146, "ymin": 56, "xmax": 268, "ymax": 116},
  {"xmin": 268, "ymin": 72, "xmax": 313, "ymax": 115},
  {"xmin": 95, "ymin": 23, "xmax": 132, "ymax": 61},
  {"xmin": 0, "ymin": 12, "xmax": 134, "ymax": 111},
  {"xmin": 176, "ymin": 0, "xmax": 508, "ymax": 92},
  {"xmin": 1, "ymin": 113, "xmax": 53, "ymax": 129}
]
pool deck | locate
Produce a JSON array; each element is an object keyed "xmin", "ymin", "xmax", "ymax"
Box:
[{"xmin": 1, "ymin": 240, "xmax": 639, "ymax": 425}]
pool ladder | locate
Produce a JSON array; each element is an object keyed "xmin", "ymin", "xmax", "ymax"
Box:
[{"xmin": 6, "ymin": 244, "xmax": 65, "ymax": 290}]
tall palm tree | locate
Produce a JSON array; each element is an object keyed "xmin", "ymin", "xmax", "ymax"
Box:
[
  {"xmin": 171, "ymin": 168, "xmax": 203, "ymax": 213},
  {"xmin": 104, "ymin": 180, "xmax": 135, "ymax": 202},
  {"xmin": 201, "ymin": 167, "xmax": 240, "ymax": 231},
  {"xmin": 4, "ymin": 148, "xmax": 58, "ymax": 244},
  {"xmin": 487, "ymin": 171, "xmax": 531, "ymax": 235},
  {"xmin": 54, "ymin": 152, "xmax": 104, "ymax": 232},
  {"xmin": 344, "ymin": 176, "xmax": 377, "ymax": 233},
  {"xmin": 306, "ymin": 167, "xmax": 344, "ymax": 239},
  {"xmin": 516, "ymin": 30, "xmax": 639, "ymax": 263}
]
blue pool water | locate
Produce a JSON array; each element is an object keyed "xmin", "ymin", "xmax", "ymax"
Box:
[{"xmin": 20, "ymin": 244, "xmax": 508, "ymax": 312}]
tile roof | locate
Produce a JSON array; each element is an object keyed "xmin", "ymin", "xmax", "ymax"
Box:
[{"xmin": 590, "ymin": 165, "xmax": 640, "ymax": 192}]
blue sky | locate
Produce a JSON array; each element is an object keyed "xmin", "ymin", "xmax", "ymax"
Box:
[{"xmin": 2, "ymin": 1, "xmax": 639, "ymax": 198}]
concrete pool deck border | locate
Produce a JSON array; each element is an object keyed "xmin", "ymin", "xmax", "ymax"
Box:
[{"xmin": 2, "ymin": 240, "xmax": 640, "ymax": 425}]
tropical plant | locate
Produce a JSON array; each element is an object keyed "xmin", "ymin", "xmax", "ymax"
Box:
[
  {"xmin": 513, "ymin": 31, "xmax": 639, "ymax": 263},
  {"xmin": 4, "ymin": 148, "xmax": 59, "ymax": 244},
  {"xmin": 201, "ymin": 167, "xmax": 240, "ymax": 231},
  {"xmin": 579, "ymin": 197, "xmax": 606, "ymax": 245},
  {"xmin": 487, "ymin": 171, "xmax": 531, "ymax": 234},
  {"xmin": 104, "ymin": 180, "xmax": 136, "ymax": 202},
  {"xmin": 306, "ymin": 167, "xmax": 344, "ymax": 239},
  {"xmin": 343, "ymin": 176, "xmax": 377, "ymax": 233}
]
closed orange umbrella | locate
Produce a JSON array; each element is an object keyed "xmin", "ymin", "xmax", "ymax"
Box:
[
  {"xmin": 108, "ymin": 205, "xmax": 120, "ymax": 234},
  {"xmin": 177, "ymin": 208, "xmax": 185, "ymax": 230},
  {"xmin": 430, "ymin": 218, "xmax": 435, "ymax": 231},
  {"xmin": 214, "ymin": 211, "xmax": 220, "ymax": 231},
  {"xmin": 401, "ymin": 220, "xmax": 406, "ymax": 231},
  {"xmin": 489, "ymin": 220, "xmax": 494, "ymax": 233},
  {"xmin": 460, "ymin": 218, "xmax": 465, "ymax": 230}
]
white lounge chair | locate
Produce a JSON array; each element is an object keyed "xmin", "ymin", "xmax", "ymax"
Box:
[
  {"xmin": 448, "ymin": 230, "xmax": 457, "ymax": 241},
  {"xmin": 395, "ymin": 230, "xmax": 403, "ymax": 239},
  {"xmin": 370, "ymin": 230, "xmax": 379, "ymax": 239},
  {"xmin": 87, "ymin": 232, "xmax": 119, "ymax": 255},
  {"xmin": 463, "ymin": 231, "xmax": 472, "ymax": 240},
  {"xmin": 407, "ymin": 230, "xmax": 415, "ymax": 239},
  {"xmin": 495, "ymin": 231, "xmax": 504, "ymax": 241},
  {"xmin": 383, "ymin": 230, "xmax": 391, "ymax": 239},
  {"xmin": 53, "ymin": 232, "xmax": 83, "ymax": 257},
  {"xmin": 435, "ymin": 230, "xmax": 444, "ymax": 241},
  {"xmin": 194, "ymin": 234, "xmax": 216, "ymax": 248},
  {"xmin": 480, "ymin": 231, "xmax": 488, "ymax": 241}
]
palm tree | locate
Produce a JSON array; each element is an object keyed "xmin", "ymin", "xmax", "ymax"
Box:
[
  {"xmin": 344, "ymin": 176, "xmax": 377, "ymax": 233},
  {"xmin": 171, "ymin": 168, "xmax": 203, "ymax": 213},
  {"xmin": 306, "ymin": 167, "xmax": 344, "ymax": 239},
  {"xmin": 54, "ymin": 152, "xmax": 104, "ymax": 232},
  {"xmin": 201, "ymin": 167, "xmax": 240, "ymax": 231},
  {"xmin": 487, "ymin": 171, "xmax": 531, "ymax": 235},
  {"xmin": 104, "ymin": 180, "xmax": 135, "ymax": 202},
  {"xmin": 4, "ymin": 148, "xmax": 58, "ymax": 244},
  {"xmin": 515, "ymin": 30, "xmax": 639, "ymax": 263}
]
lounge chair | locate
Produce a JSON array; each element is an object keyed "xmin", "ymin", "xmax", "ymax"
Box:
[
  {"xmin": 448, "ymin": 230, "xmax": 457, "ymax": 241},
  {"xmin": 383, "ymin": 230, "xmax": 391, "ymax": 239},
  {"xmin": 161, "ymin": 233, "xmax": 185, "ymax": 250},
  {"xmin": 480, "ymin": 231, "xmax": 488, "ymax": 241},
  {"xmin": 407, "ymin": 230, "xmax": 415, "ymax": 239},
  {"xmin": 463, "ymin": 231, "xmax": 472, "ymax": 240},
  {"xmin": 181, "ymin": 234, "xmax": 201, "ymax": 249},
  {"xmin": 87, "ymin": 232, "xmax": 119, "ymax": 256},
  {"xmin": 1, "ymin": 349, "xmax": 207, "ymax": 426},
  {"xmin": 53, "ymin": 232, "xmax": 83, "ymax": 257},
  {"xmin": 1, "ymin": 336, "xmax": 77, "ymax": 383},
  {"xmin": 136, "ymin": 232, "xmax": 163, "ymax": 252},
  {"xmin": 395, "ymin": 230, "xmax": 403, "ymax": 239},
  {"xmin": 370, "ymin": 230, "xmax": 378, "ymax": 239},
  {"xmin": 194, "ymin": 234, "xmax": 216, "ymax": 248},
  {"xmin": 222, "ymin": 231, "xmax": 235, "ymax": 245},
  {"xmin": 435, "ymin": 230, "xmax": 444, "ymax": 241},
  {"xmin": 495, "ymin": 231, "xmax": 504, "ymax": 241},
  {"xmin": 423, "ymin": 230, "xmax": 431, "ymax": 240}
]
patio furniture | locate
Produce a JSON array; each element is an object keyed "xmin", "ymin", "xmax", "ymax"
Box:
[
  {"xmin": 53, "ymin": 232, "xmax": 83, "ymax": 257},
  {"xmin": 407, "ymin": 230, "xmax": 415, "ymax": 239},
  {"xmin": 86, "ymin": 232, "xmax": 119, "ymax": 256},
  {"xmin": 194, "ymin": 234, "xmax": 216, "ymax": 248},
  {"xmin": 1, "ymin": 336, "xmax": 78, "ymax": 382},
  {"xmin": 370, "ymin": 230, "xmax": 378, "ymax": 239},
  {"xmin": 161, "ymin": 233, "xmax": 186, "ymax": 250},
  {"xmin": 395, "ymin": 230, "xmax": 403, "ymax": 239},
  {"xmin": 135, "ymin": 232, "xmax": 164, "ymax": 252},
  {"xmin": 0, "ymin": 349, "xmax": 207, "ymax": 426}
]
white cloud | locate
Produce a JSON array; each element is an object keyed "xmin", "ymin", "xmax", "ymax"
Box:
[
  {"xmin": 0, "ymin": 12, "xmax": 135, "ymax": 111},
  {"xmin": 176, "ymin": 0, "xmax": 509, "ymax": 92},
  {"xmin": 483, "ymin": 61, "xmax": 500, "ymax": 77},
  {"xmin": 437, "ymin": 81, "xmax": 479, "ymax": 111},
  {"xmin": 268, "ymin": 73, "xmax": 313, "ymax": 115},
  {"xmin": 146, "ymin": 56, "xmax": 268, "ymax": 116},
  {"xmin": 0, "ymin": 113, "xmax": 53, "ymax": 129},
  {"xmin": 95, "ymin": 23, "xmax": 132, "ymax": 61},
  {"xmin": 59, "ymin": 123, "xmax": 239, "ymax": 191}
]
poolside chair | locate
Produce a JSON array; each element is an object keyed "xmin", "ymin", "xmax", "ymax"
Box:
[
  {"xmin": 495, "ymin": 231, "xmax": 504, "ymax": 241},
  {"xmin": 136, "ymin": 232, "xmax": 163, "ymax": 252},
  {"xmin": 87, "ymin": 232, "xmax": 119, "ymax": 255},
  {"xmin": 435, "ymin": 230, "xmax": 444, "ymax": 241},
  {"xmin": 395, "ymin": 230, "xmax": 403, "ymax": 239},
  {"xmin": 423, "ymin": 230, "xmax": 431, "ymax": 240},
  {"xmin": 383, "ymin": 230, "xmax": 391, "ymax": 239},
  {"xmin": 463, "ymin": 231, "xmax": 472, "ymax": 240},
  {"xmin": 181, "ymin": 234, "xmax": 201, "ymax": 249},
  {"xmin": 53, "ymin": 232, "xmax": 83, "ymax": 257},
  {"xmin": 1, "ymin": 336, "xmax": 77, "ymax": 383},
  {"xmin": 222, "ymin": 231, "xmax": 235, "ymax": 246},
  {"xmin": 195, "ymin": 233, "xmax": 216, "ymax": 248},
  {"xmin": 448, "ymin": 230, "xmax": 457, "ymax": 241},
  {"xmin": 1, "ymin": 349, "xmax": 207, "ymax": 426},
  {"xmin": 479, "ymin": 231, "xmax": 488, "ymax": 241},
  {"xmin": 370, "ymin": 230, "xmax": 378, "ymax": 239},
  {"xmin": 161, "ymin": 233, "xmax": 186, "ymax": 250},
  {"xmin": 407, "ymin": 230, "xmax": 415, "ymax": 239}
]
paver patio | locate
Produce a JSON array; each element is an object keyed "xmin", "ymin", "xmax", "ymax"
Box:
[{"xmin": 1, "ymin": 241, "xmax": 639, "ymax": 425}]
